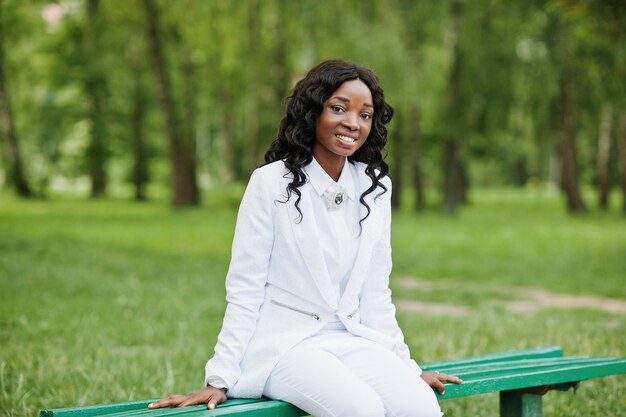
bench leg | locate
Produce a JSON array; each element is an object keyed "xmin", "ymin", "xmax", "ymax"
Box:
[{"xmin": 500, "ymin": 390, "xmax": 543, "ymax": 417}]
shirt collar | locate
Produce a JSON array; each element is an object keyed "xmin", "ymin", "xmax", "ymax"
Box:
[{"xmin": 305, "ymin": 157, "xmax": 356, "ymax": 201}]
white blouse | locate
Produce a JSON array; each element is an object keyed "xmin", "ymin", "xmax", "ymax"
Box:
[{"xmin": 303, "ymin": 158, "xmax": 360, "ymax": 324}]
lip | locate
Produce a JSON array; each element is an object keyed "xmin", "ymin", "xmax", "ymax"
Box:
[{"xmin": 335, "ymin": 133, "xmax": 358, "ymax": 146}]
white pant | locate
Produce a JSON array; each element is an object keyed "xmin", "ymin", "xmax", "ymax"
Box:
[{"xmin": 263, "ymin": 329, "xmax": 443, "ymax": 417}]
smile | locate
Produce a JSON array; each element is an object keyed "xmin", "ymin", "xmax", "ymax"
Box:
[{"xmin": 336, "ymin": 134, "xmax": 357, "ymax": 144}]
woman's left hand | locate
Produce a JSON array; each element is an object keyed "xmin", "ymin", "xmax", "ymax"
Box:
[{"xmin": 420, "ymin": 371, "xmax": 463, "ymax": 395}]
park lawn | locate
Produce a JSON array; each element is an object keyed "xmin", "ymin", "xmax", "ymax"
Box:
[{"xmin": 0, "ymin": 187, "xmax": 624, "ymax": 416}]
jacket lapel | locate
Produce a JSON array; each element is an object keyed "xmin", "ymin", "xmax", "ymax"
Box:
[
  {"xmin": 340, "ymin": 168, "xmax": 383, "ymax": 305},
  {"xmin": 286, "ymin": 183, "xmax": 339, "ymax": 309}
]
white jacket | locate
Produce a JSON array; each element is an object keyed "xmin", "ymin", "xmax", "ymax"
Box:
[{"xmin": 204, "ymin": 160, "xmax": 422, "ymax": 398}]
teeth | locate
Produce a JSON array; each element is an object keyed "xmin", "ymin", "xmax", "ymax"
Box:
[{"xmin": 337, "ymin": 134, "xmax": 356, "ymax": 143}]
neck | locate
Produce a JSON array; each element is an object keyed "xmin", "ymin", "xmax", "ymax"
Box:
[
  {"xmin": 312, "ymin": 144, "xmax": 347, "ymax": 181},
  {"xmin": 317, "ymin": 156, "xmax": 345, "ymax": 182}
]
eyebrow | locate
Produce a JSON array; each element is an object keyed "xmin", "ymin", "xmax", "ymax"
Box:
[{"xmin": 331, "ymin": 95, "xmax": 374, "ymax": 109}]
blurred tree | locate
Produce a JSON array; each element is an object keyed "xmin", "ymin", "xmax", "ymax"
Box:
[
  {"xmin": 390, "ymin": 109, "xmax": 404, "ymax": 209},
  {"xmin": 142, "ymin": 0, "xmax": 198, "ymax": 207},
  {"xmin": 243, "ymin": 0, "xmax": 262, "ymax": 175},
  {"xmin": 408, "ymin": 106, "xmax": 425, "ymax": 210},
  {"xmin": 254, "ymin": 0, "xmax": 294, "ymax": 176},
  {"xmin": 556, "ymin": 62, "xmax": 586, "ymax": 212},
  {"xmin": 98, "ymin": 1, "xmax": 157, "ymax": 202},
  {"xmin": 549, "ymin": 7, "xmax": 588, "ymax": 214},
  {"xmin": 596, "ymin": 104, "xmax": 613, "ymax": 210},
  {"xmin": 393, "ymin": 0, "xmax": 433, "ymax": 211},
  {"xmin": 440, "ymin": 0, "xmax": 467, "ymax": 214},
  {"xmin": 84, "ymin": 0, "xmax": 108, "ymax": 198},
  {"xmin": 0, "ymin": 0, "xmax": 31, "ymax": 197},
  {"xmin": 550, "ymin": 0, "xmax": 626, "ymax": 211},
  {"xmin": 618, "ymin": 112, "xmax": 626, "ymax": 212},
  {"xmin": 129, "ymin": 52, "xmax": 149, "ymax": 201},
  {"xmin": 212, "ymin": 1, "xmax": 241, "ymax": 182}
]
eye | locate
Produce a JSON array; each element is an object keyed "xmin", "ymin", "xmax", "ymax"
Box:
[
  {"xmin": 361, "ymin": 113, "xmax": 372, "ymax": 120},
  {"xmin": 330, "ymin": 105, "xmax": 344, "ymax": 112}
]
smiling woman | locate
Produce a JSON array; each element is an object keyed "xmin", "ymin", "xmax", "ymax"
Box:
[{"xmin": 147, "ymin": 60, "xmax": 461, "ymax": 417}]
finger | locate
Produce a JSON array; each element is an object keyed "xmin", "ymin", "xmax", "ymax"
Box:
[
  {"xmin": 148, "ymin": 395, "xmax": 185, "ymax": 409},
  {"xmin": 207, "ymin": 392, "xmax": 227, "ymax": 410},
  {"xmin": 178, "ymin": 395, "xmax": 201, "ymax": 408},
  {"xmin": 438, "ymin": 373, "xmax": 463, "ymax": 384},
  {"xmin": 148, "ymin": 395, "xmax": 183, "ymax": 408},
  {"xmin": 433, "ymin": 379, "xmax": 445, "ymax": 395},
  {"xmin": 179, "ymin": 389, "xmax": 215, "ymax": 407},
  {"xmin": 208, "ymin": 398, "xmax": 224, "ymax": 409},
  {"xmin": 448, "ymin": 376, "xmax": 463, "ymax": 384}
]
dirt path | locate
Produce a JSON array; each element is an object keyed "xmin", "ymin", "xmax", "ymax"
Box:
[{"xmin": 393, "ymin": 277, "xmax": 626, "ymax": 316}]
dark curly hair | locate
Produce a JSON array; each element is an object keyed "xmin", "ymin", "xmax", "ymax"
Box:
[{"xmin": 264, "ymin": 59, "xmax": 393, "ymax": 225}]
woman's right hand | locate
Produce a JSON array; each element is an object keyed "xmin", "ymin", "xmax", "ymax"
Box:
[{"xmin": 148, "ymin": 386, "xmax": 227, "ymax": 410}]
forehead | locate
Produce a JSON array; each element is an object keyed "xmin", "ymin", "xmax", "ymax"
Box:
[{"xmin": 329, "ymin": 79, "xmax": 373, "ymax": 105}]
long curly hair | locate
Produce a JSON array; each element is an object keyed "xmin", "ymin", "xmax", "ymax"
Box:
[{"xmin": 264, "ymin": 59, "xmax": 393, "ymax": 225}]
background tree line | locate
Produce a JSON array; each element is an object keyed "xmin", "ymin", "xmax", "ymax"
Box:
[{"xmin": 0, "ymin": 0, "xmax": 625, "ymax": 213}]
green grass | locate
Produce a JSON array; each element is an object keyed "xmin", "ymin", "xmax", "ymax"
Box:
[{"xmin": 0, "ymin": 187, "xmax": 624, "ymax": 416}]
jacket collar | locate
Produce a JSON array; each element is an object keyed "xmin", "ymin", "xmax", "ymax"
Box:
[{"xmin": 304, "ymin": 157, "xmax": 356, "ymax": 201}]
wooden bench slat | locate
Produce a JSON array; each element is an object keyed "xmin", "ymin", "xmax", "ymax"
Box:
[
  {"xmin": 436, "ymin": 356, "xmax": 616, "ymax": 376},
  {"xmin": 108, "ymin": 400, "xmax": 298, "ymax": 417},
  {"xmin": 188, "ymin": 401, "xmax": 305, "ymax": 417},
  {"xmin": 421, "ymin": 346, "xmax": 563, "ymax": 370},
  {"xmin": 438, "ymin": 358, "xmax": 626, "ymax": 399},
  {"xmin": 108, "ymin": 405, "xmax": 206, "ymax": 417},
  {"xmin": 79, "ymin": 401, "xmax": 305, "ymax": 417},
  {"xmin": 41, "ymin": 399, "xmax": 265, "ymax": 417},
  {"xmin": 40, "ymin": 400, "xmax": 157, "ymax": 417}
]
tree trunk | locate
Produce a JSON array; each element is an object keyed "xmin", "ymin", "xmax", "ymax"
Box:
[
  {"xmin": 442, "ymin": 137, "xmax": 464, "ymax": 213},
  {"xmin": 180, "ymin": 51, "xmax": 198, "ymax": 187},
  {"xmin": 244, "ymin": 0, "xmax": 261, "ymax": 175},
  {"xmin": 0, "ymin": 0, "xmax": 31, "ymax": 197},
  {"xmin": 131, "ymin": 64, "xmax": 148, "ymax": 201},
  {"xmin": 390, "ymin": 110, "xmax": 404, "ymax": 210},
  {"xmin": 255, "ymin": 0, "xmax": 290, "ymax": 175},
  {"xmin": 142, "ymin": 0, "xmax": 198, "ymax": 207},
  {"xmin": 244, "ymin": 93, "xmax": 260, "ymax": 176},
  {"xmin": 513, "ymin": 156, "xmax": 529, "ymax": 187},
  {"xmin": 272, "ymin": 0, "xmax": 289, "ymax": 113},
  {"xmin": 408, "ymin": 106, "xmax": 425, "ymax": 211},
  {"xmin": 557, "ymin": 70, "xmax": 586, "ymax": 213},
  {"xmin": 460, "ymin": 159, "xmax": 469, "ymax": 204},
  {"xmin": 617, "ymin": 111, "xmax": 626, "ymax": 213},
  {"xmin": 441, "ymin": 0, "xmax": 466, "ymax": 214},
  {"xmin": 596, "ymin": 104, "xmax": 613, "ymax": 210},
  {"xmin": 85, "ymin": 0, "xmax": 108, "ymax": 198},
  {"xmin": 219, "ymin": 83, "xmax": 236, "ymax": 182}
]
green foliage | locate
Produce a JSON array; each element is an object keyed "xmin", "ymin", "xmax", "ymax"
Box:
[
  {"xmin": 0, "ymin": 0, "xmax": 624, "ymax": 201},
  {"xmin": 0, "ymin": 187, "xmax": 624, "ymax": 416}
]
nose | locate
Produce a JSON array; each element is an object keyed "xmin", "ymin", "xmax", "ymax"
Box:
[{"xmin": 341, "ymin": 112, "xmax": 359, "ymax": 130}]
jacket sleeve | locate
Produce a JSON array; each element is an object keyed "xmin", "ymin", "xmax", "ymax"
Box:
[
  {"xmin": 204, "ymin": 168, "xmax": 274, "ymax": 389},
  {"xmin": 358, "ymin": 178, "xmax": 423, "ymax": 376}
]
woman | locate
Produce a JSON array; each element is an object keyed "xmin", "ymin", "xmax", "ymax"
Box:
[{"xmin": 149, "ymin": 60, "xmax": 461, "ymax": 417}]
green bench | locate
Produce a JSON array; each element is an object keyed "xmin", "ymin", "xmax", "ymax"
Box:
[{"xmin": 40, "ymin": 346, "xmax": 626, "ymax": 417}]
